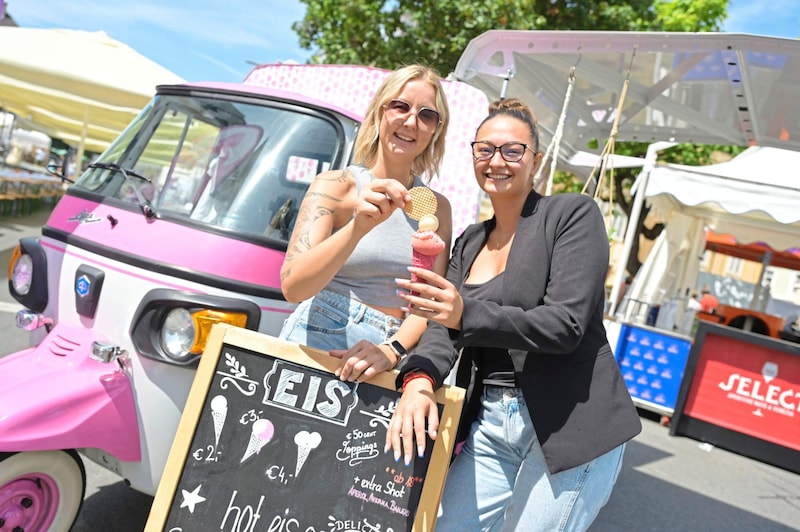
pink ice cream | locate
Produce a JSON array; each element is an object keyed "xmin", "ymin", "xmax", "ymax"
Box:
[{"xmin": 411, "ymin": 214, "xmax": 445, "ymax": 283}]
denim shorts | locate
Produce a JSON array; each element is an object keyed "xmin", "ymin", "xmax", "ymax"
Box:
[{"xmin": 279, "ymin": 289, "xmax": 403, "ymax": 351}]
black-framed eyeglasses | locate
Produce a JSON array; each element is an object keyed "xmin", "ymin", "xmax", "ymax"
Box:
[
  {"xmin": 471, "ymin": 141, "xmax": 532, "ymax": 162},
  {"xmin": 384, "ymin": 99, "xmax": 441, "ymax": 128}
]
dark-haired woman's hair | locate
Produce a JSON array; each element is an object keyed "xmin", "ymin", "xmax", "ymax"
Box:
[{"xmin": 478, "ymin": 98, "xmax": 540, "ymax": 152}]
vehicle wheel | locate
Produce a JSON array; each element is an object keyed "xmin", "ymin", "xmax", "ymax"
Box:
[{"xmin": 0, "ymin": 450, "xmax": 86, "ymax": 532}]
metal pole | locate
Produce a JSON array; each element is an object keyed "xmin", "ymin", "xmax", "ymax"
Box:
[
  {"xmin": 499, "ymin": 69, "xmax": 513, "ymax": 101},
  {"xmin": 608, "ymin": 141, "xmax": 676, "ymax": 316},
  {"xmin": 74, "ymin": 106, "xmax": 89, "ymax": 179},
  {"xmin": 751, "ymin": 251, "xmax": 772, "ymax": 311}
]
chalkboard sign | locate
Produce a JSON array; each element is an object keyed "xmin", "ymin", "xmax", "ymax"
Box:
[{"xmin": 145, "ymin": 324, "xmax": 465, "ymax": 532}]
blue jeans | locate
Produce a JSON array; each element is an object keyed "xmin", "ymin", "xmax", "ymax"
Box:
[
  {"xmin": 279, "ymin": 289, "xmax": 403, "ymax": 351},
  {"xmin": 437, "ymin": 387, "xmax": 625, "ymax": 531}
]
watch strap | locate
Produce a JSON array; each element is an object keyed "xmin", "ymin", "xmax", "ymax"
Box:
[{"xmin": 382, "ymin": 339, "xmax": 407, "ymax": 358}]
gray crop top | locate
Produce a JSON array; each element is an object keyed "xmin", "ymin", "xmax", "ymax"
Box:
[{"xmin": 325, "ymin": 165, "xmax": 427, "ymax": 308}]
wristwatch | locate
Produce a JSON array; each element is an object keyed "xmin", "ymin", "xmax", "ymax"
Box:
[{"xmin": 382, "ymin": 339, "xmax": 407, "ymax": 362}]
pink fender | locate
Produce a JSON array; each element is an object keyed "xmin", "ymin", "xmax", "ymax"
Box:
[{"xmin": 0, "ymin": 323, "xmax": 140, "ymax": 461}]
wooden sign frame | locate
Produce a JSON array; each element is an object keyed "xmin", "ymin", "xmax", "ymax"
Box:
[{"xmin": 145, "ymin": 323, "xmax": 465, "ymax": 531}]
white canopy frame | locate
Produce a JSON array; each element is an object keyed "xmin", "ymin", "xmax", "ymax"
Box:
[{"xmin": 453, "ymin": 30, "xmax": 800, "ymax": 316}]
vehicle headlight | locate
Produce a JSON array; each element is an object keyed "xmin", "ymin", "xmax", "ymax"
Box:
[
  {"xmin": 7, "ymin": 238, "xmax": 49, "ymax": 312},
  {"xmin": 160, "ymin": 308, "xmax": 248, "ymax": 362},
  {"xmin": 10, "ymin": 252, "xmax": 34, "ymax": 295},
  {"xmin": 161, "ymin": 308, "xmax": 195, "ymax": 360},
  {"xmin": 130, "ymin": 289, "xmax": 261, "ymax": 366}
]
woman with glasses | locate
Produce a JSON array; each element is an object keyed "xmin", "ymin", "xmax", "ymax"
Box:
[
  {"xmin": 388, "ymin": 98, "xmax": 641, "ymax": 530},
  {"xmin": 279, "ymin": 64, "xmax": 452, "ymax": 382}
]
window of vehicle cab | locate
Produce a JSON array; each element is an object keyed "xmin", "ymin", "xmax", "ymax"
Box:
[{"xmin": 72, "ymin": 93, "xmax": 351, "ymax": 244}]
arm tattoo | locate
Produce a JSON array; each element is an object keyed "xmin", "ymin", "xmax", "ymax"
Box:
[
  {"xmin": 316, "ymin": 168, "xmax": 350, "ymax": 184},
  {"xmin": 284, "ymin": 168, "xmax": 348, "ymax": 268},
  {"xmin": 306, "ymin": 191, "xmax": 343, "ymax": 202},
  {"xmin": 283, "ymin": 201, "xmax": 335, "ymax": 266}
]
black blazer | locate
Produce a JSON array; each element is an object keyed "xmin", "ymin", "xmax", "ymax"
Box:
[{"xmin": 399, "ymin": 191, "xmax": 642, "ymax": 474}]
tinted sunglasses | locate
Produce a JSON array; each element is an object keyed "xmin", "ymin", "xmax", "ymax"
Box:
[{"xmin": 384, "ymin": 99, "xmax": 441, "ymax": 128}]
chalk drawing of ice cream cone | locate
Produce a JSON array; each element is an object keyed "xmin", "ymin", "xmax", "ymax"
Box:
[
  {"xmin": 210, "ymin": 395, "xmax": 228, "ymax": 448},
  {"xmin": 240, "ymin": 418, "xmax": 274, "ymax": 463},
  {"xmin": 294, "ymin": 430, "xmax": 322, "ymax": 477}
]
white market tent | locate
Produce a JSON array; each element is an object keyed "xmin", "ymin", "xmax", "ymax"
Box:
[
  {"xmin": 452, "ymin": 30, "xmax": 800, "ymax": 312},
  {"xmin": 647, "ymin": 146, "xmax": 800, "ymax": 248},
  {"xmin": 0, "ymin": 27, "xmax": 184, "ymax": 157},
  {"xmin": 628, "ymin": 146, "xmax": 800, "ymax": 317}
]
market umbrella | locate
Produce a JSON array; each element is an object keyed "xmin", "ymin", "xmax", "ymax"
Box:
[{"xmin": 0, "ymin": 26, "xmax": 184, "ymax": 159}]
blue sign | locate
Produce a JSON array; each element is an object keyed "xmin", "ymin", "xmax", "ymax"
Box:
[
  {"xmin": 614, "ymin": 324, "xmax": 692, "ymax": 413},
  {"xmin": 75, "ymin": 275, "xmax": 91, "ymax": 298}
]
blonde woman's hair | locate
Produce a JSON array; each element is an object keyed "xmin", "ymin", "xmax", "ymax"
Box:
[{"xmin": 353, "ymin": 64, "xmax": 450, "ymax": 181}]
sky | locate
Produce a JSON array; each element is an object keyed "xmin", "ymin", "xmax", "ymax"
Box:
[{"xmin": 5, "ymin": 0, "xmax": 800, "ymax": 83}]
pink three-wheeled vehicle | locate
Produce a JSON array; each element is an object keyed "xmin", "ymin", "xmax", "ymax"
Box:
[{"xmin": 0, "ymin": 64, "xmax": 487, "ymax": 530}]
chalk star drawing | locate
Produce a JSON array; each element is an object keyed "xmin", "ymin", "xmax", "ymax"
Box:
[{"xmin": 180, "ymin": 484, "xmax": 206, "ymax": 513}]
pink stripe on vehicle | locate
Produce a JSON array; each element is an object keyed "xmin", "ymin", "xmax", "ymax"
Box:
[
  {"xmin": 46, "ymin": 196, "xmax": 286, "ymax": 290},
  {"xmin": 40, "ymin": 239, "xmax": 293, "ymax": 316},
  {"xmin": 41, "ymin": 239, "xmax": 204, "ymax": 293}
]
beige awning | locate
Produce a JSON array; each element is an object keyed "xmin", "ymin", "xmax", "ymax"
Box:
[{"xmin": 0, "ymin": 27, "xmax": 184, "ymax": 154}]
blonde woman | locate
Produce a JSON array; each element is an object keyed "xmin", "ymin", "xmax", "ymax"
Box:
[{"xmin": 279, "ymin": 64, "xmax": 452, "ymax": 382}]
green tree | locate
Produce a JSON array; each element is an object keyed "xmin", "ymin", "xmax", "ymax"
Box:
[
  {"xmin": 293, "ymin": 0, "xmax": 731, "ymax": 277},
  {"xmin": 294, "ymin": 1, "xmax": 727, "ymax": 74}
]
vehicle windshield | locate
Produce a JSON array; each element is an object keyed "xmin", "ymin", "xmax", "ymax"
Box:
[{"xmin": 72, "ymin": 93, "xmax": 348, "ymax": 242}]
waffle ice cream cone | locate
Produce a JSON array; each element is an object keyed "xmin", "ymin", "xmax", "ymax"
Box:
[
  {"xmin": 240, "ymin": 418, "xmax": 274, "ymax": 463},
  {"xmin": 294, "ymin": 431, "xmax": 322, "ymax": 477},
  {"xmin": 411, "ymin": 214, "xmax": 445, "ymax": 284},
  {"xmin": 295, "ymin": 447, "xmax": 311, "ymax": 477},
  {"xmin": 210, "ymin": 395, "xmax": 228, "ymax": 447}
]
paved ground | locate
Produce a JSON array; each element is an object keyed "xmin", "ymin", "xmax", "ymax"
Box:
[
  {"xmin": 593, "ymin": 411, "xmax": 800, "ymax": 531},
  {"xmin": 1, "ymin": 207, "xmax": 798, "ymax": 531}
]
